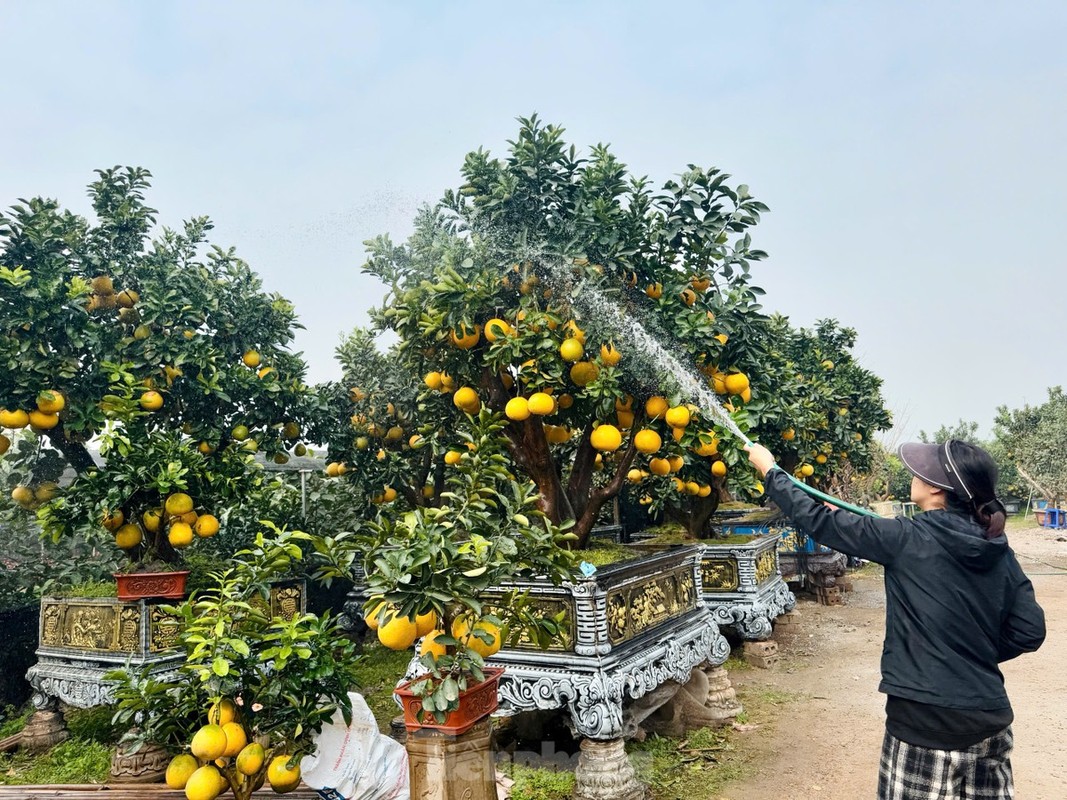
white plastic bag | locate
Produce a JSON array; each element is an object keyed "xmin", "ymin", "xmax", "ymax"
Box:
[{"xmin": 300, "ymin": 692, "xmax": 410, "ymax": 800}]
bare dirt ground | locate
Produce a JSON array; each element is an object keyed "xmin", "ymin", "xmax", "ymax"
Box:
[{"xmin": 717, "ymin": 523, "xmax": 1067, "ymax": 800}]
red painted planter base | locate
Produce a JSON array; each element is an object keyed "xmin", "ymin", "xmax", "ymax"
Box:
[{"xmin": 395, "ymin": 667, "xmax": 503, "ymax": 735}]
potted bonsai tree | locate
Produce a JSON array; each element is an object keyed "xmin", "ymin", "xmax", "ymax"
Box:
[
  {"xmin": 109, "ymin": 525, "xmax": 362, "ymax": 800},
  {"xmin": 319, "ymin": 411, "xmax": 576, "ymax": 734},
  {"xmin": 0, "ymin": 167, "xmax": 321, "ymax": 600}
]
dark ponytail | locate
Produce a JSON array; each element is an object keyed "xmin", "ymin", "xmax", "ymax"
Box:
[{"xmin": 942, "ymin": 440, "xmax": 1006, "ymax": 539}]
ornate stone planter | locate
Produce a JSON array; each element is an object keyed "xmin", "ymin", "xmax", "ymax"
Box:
[
  {"xmin": 690, "ymin": 534, "xmax": 796, "ymax": 640},
  {"xmin": 26, "ymin": 596, "xmax": 185, "ymax": 711},
  {"xmin": 484, "ymin": 545, "xmax": 729, "ymax": 741},
  {"xmin": 26, "ymin": 580, "xmax": 307, "ymax": 712}
]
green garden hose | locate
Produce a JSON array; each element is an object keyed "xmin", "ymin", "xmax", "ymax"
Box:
[{"xmin": 781, "ymin": 469, "xmax": 882, "ymax": 518}]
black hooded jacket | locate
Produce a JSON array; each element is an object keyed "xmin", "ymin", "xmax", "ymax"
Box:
[{"xmin": 766, "ymin": 467, "xmax": 1045, "ymax": 711}]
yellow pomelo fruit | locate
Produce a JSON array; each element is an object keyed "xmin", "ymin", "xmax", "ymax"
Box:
[
  {"xmin": 139, "ymin": 390, "xmax": 164, "ymax": 411},
  {"xmin": 484, "ymin": 318, "xmax": 512, "ymax": 342},
  {"xmin": 692, "ymin": 434, "xmax": 719, "ymax": 457},
  {"xmin": 645, "ymin": 282, "xmax": 662, "ymax": 299},
  {"xmin": 11, "ymin": 485, "xmax": 34, "ymax": 507},
  {"xmin": 667, "ymin": 455, "xmax": 684, "ymax": 472},
  {"xmin": 242, "ymin": 350, "xmax": 261, "ymax": 368},
  {"xmin": 165, "ymin": 492, "xmax": 194, "ymax": 516},
  {"xmin": 420, "ymin": 629, "xmax": 448, "ymax": 661},
  {"xmin": 665, "ymin": 406, "xmax": 690, "ymax": 428},
  {"xmin": 644, "ymin": 396, "xmax": 668, "ymax": 419},
  {"xmin": 377, "ymin": 612, "xmax": 418, "ymax": 651},
  {"xmin": 0, "ymin": 408, "xmax": 30, "ymax": 428},
  {"xmin": 815, "ymin": 454, "xmax": 828, "ymax": 464},
  {"xmin": 568, "ymin": 361, "xmax": 599, "ymax": 386},
  {"xmin": 627, "ymin": 468, "xmax": 645, "ymax": 483},
  {"xmin": 452, "ymin": 386, "xmax": 480, "ymax": 414},
  {"xmin": 782, "ymin": 428, "xmax": 796, "ymax": 441},
  {"xmin": 633, "ymin": 428, "xmax": 661, "ymax": 455},
  {"xmin": 194, "ymin": 514, "xmax": 220, "ymax": 538},
  {"xmin": 28, "ymin": 410, "xmax": 60, "ymax": 430},
  {"xmin": 800, "ymin": 463, "xmax": 815, "ymax": 477},
  {"xmin": 168, "ymin": 522, "xmax": 194, "ymax": 549},
  {"xmin": 711, "ymin": 460, "xmax": 728, "ymax": 478},
  {"xmin": 114, "ymin": 524, "xmax": 143, "ymax": 550},
  {"xmin": 449, "ymin": 324, "xmax": 481, "ymax": 350},
  {"xmin": 364, "ymin": 601, "xmax": 390, "ymax": 631},
  {"xmin": 443, "ymin": 450, "xmax": 462, "ymax": 466},
  {"xmin": 235, "ymin": 742, "xmax": 265, "ymax": 776},
  {"xmin": 698, "ymin": 484, "xmax": 712, "ymax": 497},
  {"xmin": 0, "ymin": 433, "xmax": 10, "ymax": 455},
  {"xmin": 102, "ymin": 508, "xmax": 125, "ymax": 531},
  {"xmin": 451, "ymin": 617, "xmax": 502, "ymax": 659},
  {"xmin": 142, "ymin": 508, "xmax": 163, "ymax": 532},
  {"xmin": 685, "ymin": 481, "xmax": 701, "ymax": 495},
  {"xmin": 33, "ymin": 482, "xmax": 58, "ymax": 501},
  {"xmin": 231, "ymin": 424, "xmax": 249, "ymax": 441},
  {"xmin": 505, "ymin": 397, "xmax": 531, "ymax": 421},
  {"xmin": 221, "ymin": 721, "xmax": 247, "ymax": 758},
  {"xmin": 190, "ymin": 724, "xmax": 228, "ymax": 761},
  {"xmin": 424, "ymin": 371, "xmax": 443, "ymax": 390},
  {"xmin": 599, "ymin": 343, "xmax": 621, "ymax": 366},
  {"xmin": 616, "ymin": 409, "xmax": 634, "ymax": 429},
  {"xmin": 589, "ymin": 424, "xmax": 622, "ymax": 452},
  {"xmin": 527, "ymin": 392, "xmax": 555, "ymax": 416},
  {"xmin": 723, "ymin": 372, "xmax": 750, "ymax": 395},
  {"xmin": 615, "ymin": 394, "xmax": 634, "ymax": 412},
  {"xmin": 208, "ymin": 698, "xmax": 238, "ymax": 726},
  {"xmin": 559, "ymin": 338, "xmax": 584, "ymax": 362},
  {"xmin": 267, "ymin": 755, "xmax": 301, "ymax": 793},
  {"xmin": 415, "ymin": 609, "xmax": 438, "ymax": 637},
  {"xmin": 184, "ymin": 764, "xmax": 223, "ymax": 800},
  {"xmin": 166, "ymin": 753, "xmax": 199, "ymax": 789},
  {"xmin": 649, "ymin": 457, "xmax": 671, "ymax": 476},
  {"xmin": 36, "ymin": 390, "xmax": 65, "ymax": 414}
]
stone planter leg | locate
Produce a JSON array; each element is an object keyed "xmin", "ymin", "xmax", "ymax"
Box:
[
  {"xmin": 703, "ymin": 665, "xmax": 743, "ymax": 722},
  {"xmin": 573, "ymin": 738, "xmax": 644, "ymax": 800},
  {"xmin": 406, "ymin": 718, "xmax": 496, "ymax": 800},
  {"xmin": 20, "ymin": 694, "xmax": 69, "ymax": 754}
]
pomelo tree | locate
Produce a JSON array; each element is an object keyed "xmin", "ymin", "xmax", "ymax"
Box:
[
  {"xmin": 0, "ymin": 168, "xmax": 322, "ymax": 567},
  {"xmin": 995, "ymin": 386, "xmax": 1067, "ymax": 501},
  {"xmin": 327, "ymin": 117, "xmax": 890, "ymax": 544}
]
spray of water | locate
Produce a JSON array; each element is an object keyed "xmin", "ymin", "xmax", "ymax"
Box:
[{"xmin": 539, "ymin": 258, "xmax": 753, "ymax": 447}]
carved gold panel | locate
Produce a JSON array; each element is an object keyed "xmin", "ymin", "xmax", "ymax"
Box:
[
  {"xmin": 486, "ymin": 598, "xmax": 574, "ymax": 652},
  {"xmin": 755, "ymin": 551, "xmax": 776, "ymax": 585},
  {"xmin": 606, "ymin": 569, "xmax": 697, "ymax": 645},
  {"xmin": 701, "ymin": 559, "xmax": 739, "ymax": 592},
  {"xmin": 62, "ymin": 604, "xmax": 122, "ymax": 651},
  {"xmin": 150, "ymin": 606, "xmax": 182, "ymax": 653}
]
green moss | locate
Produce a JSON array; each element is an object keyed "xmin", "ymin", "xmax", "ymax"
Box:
[
  {"xmin": 50, "ymin": 580, "xmax": 117, "ymax": 598},
  {"xmin": 502, "ymin": 763, "xmax": 576, "ymax": 800},
  {"xmin": 357, "ymin": 642, "xmax": 418, "ymax": 733},
  {"xmin": 0, "ymin": 738, "xmax": 111, "ymax": 785},
  {"xmin": 628, "ymin": 726, "xmax": 747, "ymax": 799},
  {"xmin": 579, "ymin": 544, "xmax": 638, "ymax": 567}
]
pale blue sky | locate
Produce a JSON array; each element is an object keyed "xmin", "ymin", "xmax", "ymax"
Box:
[{"xmin": 3, "ymin": 1, "xmax": 1064, "ymax": 442}]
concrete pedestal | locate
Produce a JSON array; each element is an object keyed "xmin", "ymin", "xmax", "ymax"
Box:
[
  {"xmin": 573, "ymin": 738, "xmax": 644, "ymax": 800},
  {"xmin": 406, "ymin": 718, "xmax": 496, "ymax": 800}
]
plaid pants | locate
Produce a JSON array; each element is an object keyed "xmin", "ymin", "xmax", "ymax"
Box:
[{"xmin": 878, "ymin": 727, "xmax": 1014, "ymax": 799}]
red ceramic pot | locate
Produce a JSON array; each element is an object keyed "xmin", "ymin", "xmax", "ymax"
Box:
[
  {"xmin": 114, "ymin": 570, "xmax": 190, "ymax": 601},
  {"xmin": 395, "ymin": 667, "xmax": 504, "ymax": 735}
]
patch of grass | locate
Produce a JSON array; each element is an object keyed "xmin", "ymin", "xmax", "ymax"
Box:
[
  {"xmin": 357, "ymin": 642, "xmax": 418, "ymax": 733},
  {"xmin": 628, "ymin": 726, "xmax": 749, "ymax": 800},
  {"xmin": 720, "ymin": 653, "xmax": 751, "ymax": 673},
  {"xmin": 501, "ymin": 763, "xmax": 576, "ymax": 800},
  {"xmin": 0, "ymin": 737, "xmax": 111, "ymax": 785},
  {"xmin": 850, "ymin": 560, "xmax": 885, "ymax": 578},
  {"xmin": 66, "ymin": 705, "xmax": 124, "ymax": 745},
  {"xmin": 0, "ymin": 705, "xmax": 32, "ymax": 739}
]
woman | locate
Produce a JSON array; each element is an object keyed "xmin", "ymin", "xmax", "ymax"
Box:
[{"xmin": 745, "ymin": 439, "xmax": 1045, "ymax": 799}]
